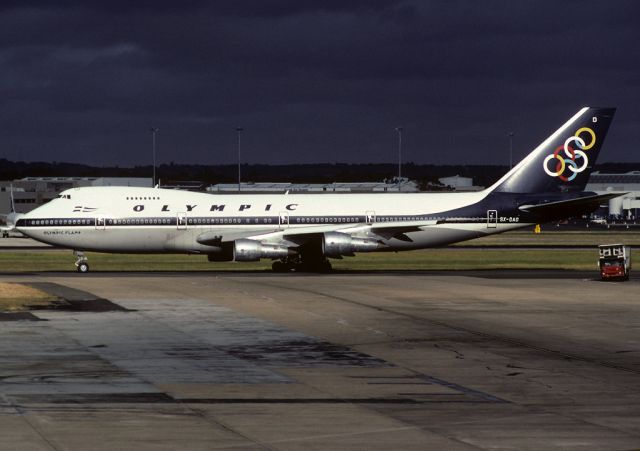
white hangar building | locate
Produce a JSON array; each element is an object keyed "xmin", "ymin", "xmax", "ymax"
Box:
[{"xmin": 585, "ymin": 171, "xmax": 640, "ymax": 219}]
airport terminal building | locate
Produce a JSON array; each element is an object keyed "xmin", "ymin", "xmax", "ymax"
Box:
[
  {"xmin": 0, "ymin": 177, "xmax": 151, "ymax": 214},
  {"xmin": 206, "ymin": 178, "xmax": 419, "ymax": 193},
  {"xmin": 585, "ymin": 171, "xmax": 640, "ymax": 220}
]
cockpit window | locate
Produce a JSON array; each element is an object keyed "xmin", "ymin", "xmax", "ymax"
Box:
[{"xmin": 57, "ymin": 194, "xmax": 71, "ymax": 199}]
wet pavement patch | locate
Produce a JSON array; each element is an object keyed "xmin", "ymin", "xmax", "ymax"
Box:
[
  {"xmin": 25, "ymin": 283, "xmax": 103, "ymax": 302},
  {"xmin": 22, "ymin": 282, "xmax": 134, "ymax": 312},
  {"xmin": 5, "ymin": 394, "xmax": 493, "ymax": 406},
  {"xmin": 181, "ymin": 398, "xmax": 423, "ymax": 404},
  {"xmin": 0, "ymin": 312, "xmax": 44, "ymax": 321},
  {"xmin": 224, "ymin": 340, "xmax": 391, "ymax": 367},
  {"xmin": 0, "ymin": 295, "xmax": 509, "ymax": 413},
  {"xmin": 29, "ymin": 298, "xmax": 133, "ymax": 312},
  {"xmin": 10, "ymin": 393, "xmax": 175, "ymax": 404}
]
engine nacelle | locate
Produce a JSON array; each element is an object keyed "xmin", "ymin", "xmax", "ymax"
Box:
[
  {"xmin": 233, "ymin": 239, "xmax": 293, "ymax": 262},
  {"xmin": 322, "ymin": 232, "xmax": 379, "ymax": 258}
]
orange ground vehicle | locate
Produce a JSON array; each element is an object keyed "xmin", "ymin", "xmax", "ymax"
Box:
[{"xmin": 599, "ymin": 244, "xmax": 631, "ymax": 281}]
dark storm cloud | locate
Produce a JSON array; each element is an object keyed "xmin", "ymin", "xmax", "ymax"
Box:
[{"xmin": 0, "ymin": 0, "xmax": 639, "ymax": 166}]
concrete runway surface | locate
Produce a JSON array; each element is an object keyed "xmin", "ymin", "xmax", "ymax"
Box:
[{"xmin": 0, "ymin": 271, "xmax": 639, "ymax": 450}]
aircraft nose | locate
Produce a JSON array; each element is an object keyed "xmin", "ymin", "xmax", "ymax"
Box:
[
  {"xmin": 15, "ymin": 216, "xmax": 29, "ymax": 232},
  {"xmin": 15, "ymin": 208, "xmax": 39, "ymax": 233}
]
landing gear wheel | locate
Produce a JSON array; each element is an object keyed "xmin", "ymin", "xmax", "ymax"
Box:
[
  {"xmin": 74, "ymin": 251, "xmax": 89, "ymax": 273},
  {"xmin": 273, "ymin": 256, "xmax": 301, "ymax": 272}
]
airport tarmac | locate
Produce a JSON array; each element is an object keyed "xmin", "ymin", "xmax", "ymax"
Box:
[{"xmin": 1, "ymin": 271, "xmax": 639, "ymax": 450}]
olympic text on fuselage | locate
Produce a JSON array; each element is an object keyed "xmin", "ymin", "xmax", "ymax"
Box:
[{"xmin": 130, "ymin": 203, "xmax": 300, "ymax": 213}]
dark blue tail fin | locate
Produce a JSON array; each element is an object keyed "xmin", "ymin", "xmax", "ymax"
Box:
[{"xmin": 490, "ymin": 107, "xmax": 616, "ymax": 194}]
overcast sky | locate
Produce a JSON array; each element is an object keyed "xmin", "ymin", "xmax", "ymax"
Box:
[{"xmin": 0, "ymin": 0, "xmax": 638, "ymax": 166}]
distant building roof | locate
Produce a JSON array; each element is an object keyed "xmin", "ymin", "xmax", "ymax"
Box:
[
  {"xmin": 20, "ymin": 177, "xmax": 97, "ymax": 181},
  {"xmin": 437, "ymin": 175, "xmax": 483, "ymax": 191},
  {"xmin": 588, "ymin": 171, "xmax": 640, "ymax": 184},
  {"xmin": 439, "ymin": 175, "xmax": 473, "ymax": 187},
  {"xmin": 207, "ymin": 180, "xmax": 419, "ymax": 193}
]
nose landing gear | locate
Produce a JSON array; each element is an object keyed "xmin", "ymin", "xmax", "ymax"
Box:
[{"xmin": 74, "ymin": 251, "xmax": 90, "ymax": 273}]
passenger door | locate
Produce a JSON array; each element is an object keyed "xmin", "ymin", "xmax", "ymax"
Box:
[
  {"xmin": 366, "ymin": 210, "xmax": 376, "ymax": 224},
  {"xmin": 177, "ymin": 212, "xmax": 187, "ymax": 230},
  {"xmin": 279, "ymin": 212, "xmax": 289, "ymax": 229},
  {"xmin": 95, "ymin": 215, "xmax": 106, "ymax": 230},
  {"xmin": 487, "ymin": 210, "xmax": 498, "ymax": 228}
]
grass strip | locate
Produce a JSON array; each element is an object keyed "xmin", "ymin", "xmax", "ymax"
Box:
[
  {"xmin": 0, "ymin": 248, "xmax": 601, "ymax": 272},
  {"xmin": 454, "ymin": 230, "xmax": 640, "ymax": 247}
]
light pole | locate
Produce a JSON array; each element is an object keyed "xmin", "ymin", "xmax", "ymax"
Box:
[
  {"xmin": 508, "ymin": 131, "xmax": 515, "ymax": 170},
  {"xmin": 150, "ymin": 128, "xmax": 159, "ymax": 186},
  {"xmin": 395, "ymin": 127, "xmax": 403, "ymax": 191},
  {"xmin": 236, "ymin": 127, "xmax": 243, "ymax": 192}
]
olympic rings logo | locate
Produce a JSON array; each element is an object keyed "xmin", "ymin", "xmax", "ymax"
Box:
[{"xmin": 543, "ymin": 127, "xmax": 596, "ymax": 182}]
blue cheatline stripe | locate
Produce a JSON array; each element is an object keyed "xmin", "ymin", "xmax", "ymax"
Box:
[{"xmin": 18, "ymin": 215, "xmax": 492, "ymax": 228}]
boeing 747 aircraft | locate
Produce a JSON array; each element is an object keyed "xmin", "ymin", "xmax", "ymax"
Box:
[
  {"xmin": 1, "ymin": 185, "xmax": 24, "ymax": 238},
  {"xmin": 17, "ymin": 107, "xmax": 620, "ymax": 273}
]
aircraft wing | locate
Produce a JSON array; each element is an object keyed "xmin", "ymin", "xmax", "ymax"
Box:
[
  {"xmin": 197, "ymin": 224, "xmax": 360, "ymax": 246},
  {"xmin": 368, "ymin": 220, "xmax": 439, "ymax": 240},
  {"xmin": 196, "ymin": 220, "xmax": 440, "ymax": 247},
  {"xmin": 275, "ymin": 220, "xmax": 439, "ymax": 244}
]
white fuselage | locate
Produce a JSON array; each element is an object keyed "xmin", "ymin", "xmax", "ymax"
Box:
[{"xmin": 17, "ymin": 186, "xmax": 529, "ymax": 255}]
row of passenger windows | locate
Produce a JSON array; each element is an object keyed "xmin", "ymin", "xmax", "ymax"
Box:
[
  {"xmin": 109, "ymin": 218, "xmax": 172, "ymax": 225},
  {"xmin": 296, "ymin": 217, "xmax": 359, "ymax": 223},
  {"xmin": 26, "ymin": 216, "xmax": 476, "ymax": 227},
  {"xmin": 294, "ymin": 216, "xmax": 436, "ymax": 223},
  {"xmin": 379, "ymin": 216, "xmax": 434, "ymax": 221},
  {"xmin": 188, "ymin": 218, "xmax": 274, "ymax": 224},
  {"xmin": 125, "ymin": 196, "xmax": 160, "ymax": 201},
  {"xmin": 28, "ymin": 219, "xmax": 92, "ymax": 226}
]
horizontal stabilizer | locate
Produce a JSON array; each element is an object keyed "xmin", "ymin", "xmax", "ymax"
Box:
[{"xmin": 518, "ymin": 192, "xmax": 625, "ymax": 217}]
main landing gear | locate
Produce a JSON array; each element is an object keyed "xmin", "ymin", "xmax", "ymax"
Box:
[
  {"xmin": 74, "ymin": 251, "xmax": 90, "ymax": 273},
  {"xmin": 271, "ymin": 256, "xmax": 333, "ymax": 273}
]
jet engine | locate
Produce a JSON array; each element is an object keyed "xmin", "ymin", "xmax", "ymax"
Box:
[
  {"xmin": 233, "ymin": 239, "xmax": 293, "ymax": 262},
  {"xmin": 322, "ymin": 232, "xmax": 379, "ymax": 258}
]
